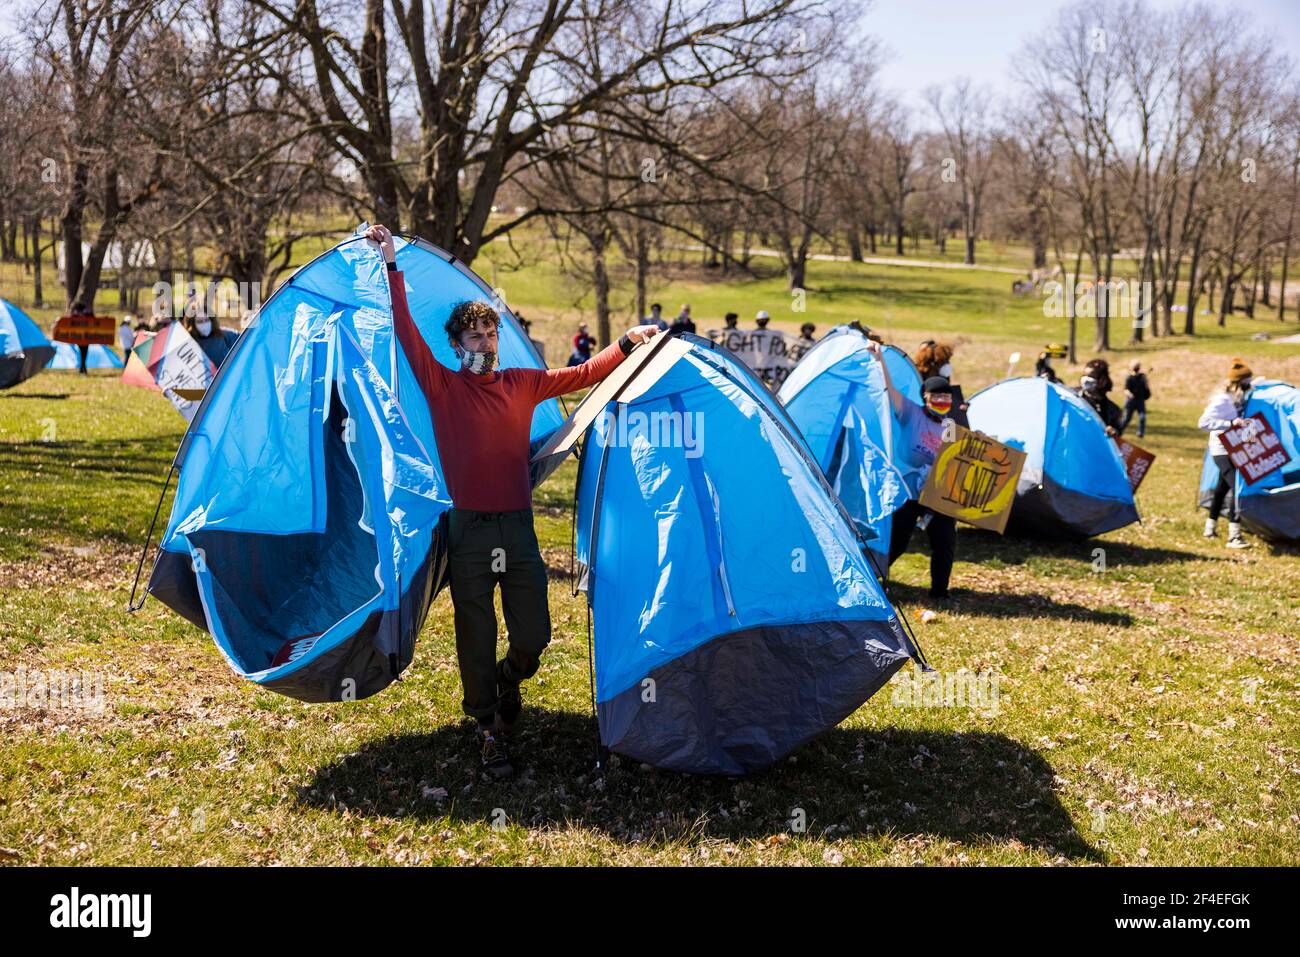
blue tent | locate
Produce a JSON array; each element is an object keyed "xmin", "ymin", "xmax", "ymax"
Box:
[
  {"xmin": 967, "ymin": 377, "xmax": 1138, "ymax": 539},
  {"xmin": 0, "ymin": 298, "xmax": 55, "ymax": 389},
  {"xmin": 778, "ymin": 326, "xmax": 919, "ymax": 566},
  {"xmin": 46, "ymin": 342, "xmax": 124, "ymax": 369},
  {"xmin": 1198, "ymin": 379, "xmax": 1300, "ymax": 542},
  {"xmin": 141, "ymin": 232, "xmax": 565, "ymax": 702},
  {"xmin": 572, "ymin": 332, "xmax": 924, "ymax": 775},
  {"xmin": 882, "ymin": 341, "xmax": 923, "ymax": 404}
]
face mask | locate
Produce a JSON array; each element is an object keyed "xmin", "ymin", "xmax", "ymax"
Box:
[
  {"xmin": 938, "ymin": 362, "xmax": 953, "ymax": 379},
  {"xmin": 1081, "ymin": 375, "xmax": 1098, "ymax": 393},
  {"xmin": 196, "ymin": 320, "xmax": 213, "ymax": 337},
  {"xmin": 925, "ymin": 393, "xmax": 953, "ymax": 417},
  {"xmin": 458, "ymin": 348, "xmax": 497, "ymax": 375}
]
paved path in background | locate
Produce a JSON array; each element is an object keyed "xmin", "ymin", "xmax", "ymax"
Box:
[{"xmin": 675, "ymin": 244, "xmax": 1028, "ymax": 276}]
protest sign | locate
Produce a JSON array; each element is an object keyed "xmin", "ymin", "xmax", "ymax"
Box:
[
  {"xmin": 707, "ymin": 328, "xmax": 793, "ymax": 388},
  {"xmin": 1220, "ymin": 413, "xmax": 1291, "ymax": 484},
  {"xmin": 918, "ymin": 424, "xmax": 1027, "ymax": 533},
  {"xmin": 52, "ymin": 314, "xmax": 116, "ymax": 346},
  {"xmin": 1115, "ymin": 437, "xmax": 1157, "ymax": 492}
]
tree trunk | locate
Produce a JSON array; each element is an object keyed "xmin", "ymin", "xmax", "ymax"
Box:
[
  {"xmin": 634, "ymin": 228, "xmax": 648, "ymax": 320},
  {"xmin": 964, "ymin": 234, "xmax": 975, "ymax": 266},
  {"xmin": 61, "ymin": 161, "xmax": 90, "ymax": 308},
  {"xmin": 846, "ymin": 229, "xmax": 862, "ymax": 262},
  {"xmin": 31, "ymin": 217, "xmax": 43, "ymax": 307},
  {"xmin": 592, "ymin": 233, "xmax": 611, "ymax": 347}
]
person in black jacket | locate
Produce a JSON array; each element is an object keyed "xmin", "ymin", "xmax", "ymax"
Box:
[
  {"xmin": 1121, "ymin": 360, "xmax": 1151, "ymax": 438},
  {"xmin": 1075, "ymin": 358, "xmax": 1123, "ymax": 436}
]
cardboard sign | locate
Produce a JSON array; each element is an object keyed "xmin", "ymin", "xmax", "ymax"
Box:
[
  {"xmin": 52, "ymin": 314, "xmax": 116, "ymax": 346},
  {"xmin": 918, "ymin": 424, "xmax": 1027, "ymax": 533},
  {"xmin": 1220, "ymin": 413, "xmax": 1291, "ymax": 484},
  {"xmin": 1115, "ymin": 437, "xmax": 1157, "ymax": 492},
  {"xmin": 530, "ymin": 334, "xmax": 691, "ymax": 465},
  {"xmin": 707, "ymin": 328, "xmax": 794, "ymax": 388}
]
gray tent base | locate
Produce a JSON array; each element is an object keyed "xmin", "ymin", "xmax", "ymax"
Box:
[
  {"xmin": 1240, "ymin": 487, "xmax": 1300, "ymax": 542},
  {"xmin": 1007, "ymin": 475, "xmax": 1139, "ymax": 540},
  {"xmin": 0, "ymin": 346, "xmax": 55, "ymax": 389},
  {"xmin": 597, "ymin": 619, "xmax": 911, "ymax": 776}
]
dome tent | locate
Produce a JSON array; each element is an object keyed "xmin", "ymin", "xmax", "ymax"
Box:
[
  {"xmin": 138, "ymin": 231, "xmax": 565, "ymax": 702},
  {"xmin": 967, "ymin": 376, "xmax": 1138, "ymax": 539},
  {"xmin": 1198, "ymin": 379, "xmax": 1300, "ymax": 542},
  {"xmin": 562, "ymin": 331, "xmax": 925, "ymax": 775},
  {"xmin": 777, "ymin": 325, "xmax": 917, "ymax": 566},
  {"xmin": 0, "ymin": 298, "xmax": 55, "ymax": 389},
  {"xmin": 47, "ymin": 342, "xmax": 124, "ymax": 369}
]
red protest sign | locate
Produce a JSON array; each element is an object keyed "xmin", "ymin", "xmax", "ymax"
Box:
[
  {"xmin": 52, "ymin": 314, "xmax": 116, "ymax": 346},
  {"xmin": 1220, "ymin": 413, "xmax": 1291, "ymax": 484},
  {"xmin": 1114, "ymin": 438, "xmax": 1156, "ymax": 492}
]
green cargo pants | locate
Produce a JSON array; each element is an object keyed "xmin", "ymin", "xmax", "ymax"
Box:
[{"xmin": 446, "ymin": 507, "xmax": 551, "ymax": 723}]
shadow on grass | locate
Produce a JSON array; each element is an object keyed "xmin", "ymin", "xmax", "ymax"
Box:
[
  {"xmin": 0, "ymin": 434, "xmax": 178, "ymax": 481},
  {"xmin": 887, "ymin": 580, "xmax": 1133, "ymax": 627},
  {"xmin": 298, "ymin": 712, "xmax": 1103, "ymax": 861},
  {"xmin": 957, "ymin": 527, "xmax": 1208, "ymax": 567},
  {"xmin": 1, "ymin": 392, "xmax": 70, "ymax": 400}
]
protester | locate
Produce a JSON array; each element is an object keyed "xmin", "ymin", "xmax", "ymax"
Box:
[
  {"xmin": 723, "ymin": 312, "xmax": 739, "ymax": 330},
  {"xmin": 867, "ymin": 340, "xmax": 958, "ymax": 601},
  {"xmin": 69, "ymin": 300, "xmax": 92, "ymax": 375},
  {"xmin": 641, "ymin": 302, "xmax": 668, "ymax": 331},
  {"xmin": 798, "ymin": 322, "xmax": 816, "ymax": 345},
  {"xmin": 365, "ymin": 223, "xmax": 659, "ymax": 780},
  {"xmin": 1075, "ymin": 358, "xmax": 1123, "ymax": 436},
  {"xmin": 184, "ymin": 312, "xmax": 239, "ymax": 368},
  {"xmin": 755, "ymin": 309, "xmax": 770, "ymax": 329},
  {"xmin": 517, "ymin": 314, "xmax": 546, "ymax": 363},
  {"xmin": 1122, "ymin": 360, "xmax": 1151, "ymax": 438},
  {"xmin": 117, "ymin": 316, "xmax": 135, "ymax": 359},
  {"xmin": 1198, "ymin": 358, "xmax": 1255, "ymax": 549},
  {"xmin": 568, "ymin": 323, "xmax": 596, "ymax": 366},
  {"xmin": 916, "ymin": 339, "xmax": 968, "ymax": 426},
  {"xmin": 1035, "ymin": 351, "xmax": 1061, "ymax": 383},
  {"xmin": 669, "ymin": 304, "xmax": 696, "ymax": 335},
  {"xmin": 915, "ymin": 340, "xmax": 954, "ymax": 380}
]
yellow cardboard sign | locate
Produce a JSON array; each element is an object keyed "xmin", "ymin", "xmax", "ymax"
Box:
[{"xmin": 918, "ymin": 424, "xmax": 1027, "ymax": 533}]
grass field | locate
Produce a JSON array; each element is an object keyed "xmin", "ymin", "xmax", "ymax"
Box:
[{"xmin": 1, "ymin": 241, "xmax": 1298, "ymax": 866}]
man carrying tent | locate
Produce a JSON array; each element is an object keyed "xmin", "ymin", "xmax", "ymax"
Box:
[
  {"xmin": 365, "ymin": 224, "xmax": 659, "ymax": 781},
  {"xmin": 865, "ymin": 338, "xmax": 959, "ymax": 602}
]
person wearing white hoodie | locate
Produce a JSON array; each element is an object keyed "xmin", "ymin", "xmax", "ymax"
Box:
[{"xmin": 1197, "ymin": 357, "xmax": 1255, "ymax": 549}]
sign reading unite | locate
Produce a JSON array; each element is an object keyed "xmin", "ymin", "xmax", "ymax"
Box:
[
  {"xmin": 1220, "ymin": 413, "xmax": 1291, "ymax": 484},
  {"xmin": 918, "ymin": 424, "xmax": 1027, "ymax": 534}
]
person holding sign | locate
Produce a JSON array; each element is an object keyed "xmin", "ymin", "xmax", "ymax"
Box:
[
  {"xmin": 866, "ymin": 338, "xmax": 959, "ymax": 601},
  {"xmin": 365, "ymin": 224, "xmax": 659, "ymax": 780},
  {"xmin": 1198, "ymin": 358, "xmax": 1254, "ymax": 548},
  {"xmin": 1075, "ymin": 358, "xmax": 1124, "ymax": 437}
]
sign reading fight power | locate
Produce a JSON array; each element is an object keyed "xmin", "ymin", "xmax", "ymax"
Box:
[
  {"xmin": 708, "ymin": 328, "xmax": 812, "ymax": 389},
  {"xmin": 918, "ymin": 423, "xmax": 1027, "ymax": 533},
  {"xmin": 1220, "ymin": 413, "xmax": 1291, "ymax": 484}
]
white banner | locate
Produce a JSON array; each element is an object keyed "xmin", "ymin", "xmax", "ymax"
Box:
[{"xmin": 707, "ymin": 328, "xmax": 808, "ymax": 388}]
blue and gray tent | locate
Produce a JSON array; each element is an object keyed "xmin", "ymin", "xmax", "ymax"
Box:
[
  {"xmin": 0, "ymin": 298, "xmax": 54, "ymax": 389},
  {"xmin": 1198, "ymin": 379, "xmax": 1300, "ymax": 542},
  {"xmin": 46, "ymin": 342, "xmax": 124, "ymax": 369},
  {"xmin": 137, "ymin": 231, "xmax": 564, "ymax": 702},
  {"xmin": 777, "ymin": 326, "xmax": 920, "ymax": 566},
  {"xmin": 543, "ymin": 331, "xmax": 925, "ymax": 775},
  {"xmin": 967, "ymin": 376, "xmax": 1138, "ymax": 539}
]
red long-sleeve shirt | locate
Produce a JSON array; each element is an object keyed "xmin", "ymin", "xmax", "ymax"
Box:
[{"xmin": 390, "ymin": 269, "xmax": 629, "ymax": 511}]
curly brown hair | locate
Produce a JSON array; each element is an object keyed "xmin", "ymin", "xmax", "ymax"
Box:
[
  {"xmin": 915, "ymin": 340, "xmax": 954, "ymax": 379},
  {"xmin": 445, "ymin": 300, "xmax": 500, "ymax": 344}
]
